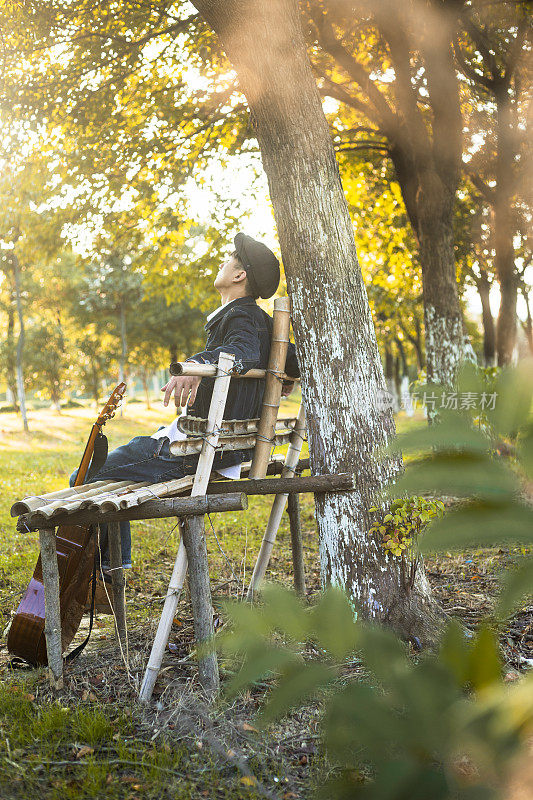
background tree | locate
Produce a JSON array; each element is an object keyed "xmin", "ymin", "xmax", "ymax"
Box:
[
  {"xmin": 345, "ymin": 158, "xmax": 426, "ymax": 382},
  {"xmin": 0, "ymin": 0, "xmax": 480, "ymax": 386},
  {"xmin": 74, "ymin": 325, "xmax": 119, "ymax": 407},
  {"xmin": 0, "ymin": 157, "xmax": 67, "ymax": 430},
  {"xmin": 0, "ymin": 255, "xmax": 19, "ymax": 408},
  {"xmin": 454, "ymin": 190, "xmax": 497, "ymax": 366},
  {"xmin": 456, "ymin": 0, "xmax": 531, "ymax": 364},
  {"xmin": 304, "ymin": 0, "xmax": 470, "ymax": 385}
]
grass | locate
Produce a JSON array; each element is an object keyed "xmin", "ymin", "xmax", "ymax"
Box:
[
  {"xmin": 0, "ymin": 397, "xmax": 320, "ymax": 799},
  {"xmin": 3, "ymin": 399, "xmax": 528, "ymax": 799}
]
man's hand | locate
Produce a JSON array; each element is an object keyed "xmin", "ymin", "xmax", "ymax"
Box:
[
  {"xmin": 281, "ymin": 381, "xmax": 295, "ymax": 398},
  {"xmin": 161, "ymin": 375, "xmax": 202, "ymax": 408}
]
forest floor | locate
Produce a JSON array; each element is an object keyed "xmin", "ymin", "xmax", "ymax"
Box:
[{"xmin": 0, "ymin": 401, "xmax": 531, "ymax": 799}]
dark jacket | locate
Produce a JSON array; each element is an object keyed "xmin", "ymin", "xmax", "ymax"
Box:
[{"xmin": 186, "ymin": 296, "xmax": 300, "ymax": 470}]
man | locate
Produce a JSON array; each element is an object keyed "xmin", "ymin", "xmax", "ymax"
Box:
[{"xmin": 74, "ymin": 233, "xmax": 299, "ymax": 604}]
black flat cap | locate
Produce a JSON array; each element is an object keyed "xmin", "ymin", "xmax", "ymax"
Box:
[{"xmin": 234, "ymin": 233, "xmax": 280, "ymax": 299}]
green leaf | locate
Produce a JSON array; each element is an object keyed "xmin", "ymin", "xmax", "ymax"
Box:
[
  {"xmin": 357, "ymin": 625, "xmax": 408, "ymax": 688},
  {"xmin": 366, "ymin": 761, "xmax": 450, "ymax": 800},
  {"xmin": 388, "ymin": 453, "xmax": 516, "ymax": 501},
  {"xmin": 260, "ymin": 583, "xmax": 309, "ymax": 642},
  {"xmin": 220, "ymin": 600, "xmax": 271, "ymax": 643},
  {"xmin": 419, "ymin": 502, "xmax": 533, "ymax": 552},
  {"xmin": 258, "ymin": 661, "xmax": 335, "ymax": 727},
  {"xmin": 323, "ymin": 683, "xmax": 404, "ymax": 762},
  {"xmin": 467, "ymin": 626, "xmax": 501, "ymax": 691},
  {"xmin": 517, "ymin": 423, "xmax": 533, "ymax": 479},
  {"xmin": 485, "ymin": 363, "xmax": 533, "ymax": 438},
  {"xmin": 224, "ymin": 643, "xmax": 299, "ymax": 698},
  {"xmin": 379, "ymin": 413, "xmax": 489, "ymax": 457},
  {"xmin": 439, "ymin": 621, "xmax": 470, "ymax": 687},
  {"xmin": 309, "ymin": 587, "xmax": 359, "ymax": 660},
  {"xmin": 495, "ymin": 558, "xmax": 533, "ymax": 617}
]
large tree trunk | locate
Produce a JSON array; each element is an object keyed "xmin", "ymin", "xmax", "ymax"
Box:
[
  {"xmin": 497, "ymin": 274, "xmax": 518, "ymax": 365},
  {"xmin": 90, "ymin": 364, "xmax": 100, "ymax": 407},
  {"xmin": 391, "ymin": 152, "xmax": 464, "ymax": 386},
  {"xmin": 521, "ymin": 289, "xmax": 533, "ymax": 356},
  {"xmin": 118, "ymin": 300, "xmax": 127, "ymax": 384},
  {"xmin": 384, "ymin": 343, "xmax": 399, "ymax": 411},
  {"xmin": 118, "ymin": 299, "xmax": 127, "ymax": 415},
  {"xmin": 6, "ymin": 299, "xmax": 19, "ymax": 410},
  {"xmin": 12, "ymin": 254, "xmax": 29, "ymax": 432},
  {"xmin": 416, "ymin": 176, "xmax": 465, "ymax": 387},
  {"xmin": 494, "ymin": 87, "xmax": 518, "ymax": 366},
  {"xmin": 477, "ymin": 274, "xmax": 496, "ymax": 366},
  {"xmin": 395, "ymin": 337, "xmax": 409, "ymax": 379},
  {"xmin": 192, "ymin": 0, "xmax": 443, "ymax": 642}
]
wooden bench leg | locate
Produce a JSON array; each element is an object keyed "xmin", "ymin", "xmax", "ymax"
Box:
[
  {"xmin": 108, "ymin": 521, "xmax": 127, "ymax": 657},
  {"xmin": 181, "ymin": 515, "xmax": 220, "ymax": 696},
  {"xmin": 246, "ymin": 493, "xmax": 286, "ymax": 600},
  {"xmin": 139, "ymin": 531, "xmax": 188, "ymax": 702},
  {"xmin": 287, "ymin": 493, "xmax": 306, "ymax": 596},
  {"xmin": 247, "ymin": 403, "xmax": 306, "ymax": 601},
  {"xmin": 38, "ymin": 528, "xmax": 64, "ymax": 690}
]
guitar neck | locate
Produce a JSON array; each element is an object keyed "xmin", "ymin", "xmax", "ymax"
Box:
[
  {"xmin": 72, "ymin": 383, "xmax": 126, "ymax": 486},
  {"xmin": 75, "ymin": 423, "xmax": 101, "ymax": 486}
]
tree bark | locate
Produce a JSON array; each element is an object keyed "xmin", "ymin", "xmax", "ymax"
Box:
[
  {"xmin": 6, "ymin": 299, "xmax": 19, "ymax": 410},
  {"xmin": 477, "ymin": 274, "xmax": 496, "ymax": 366},
  {"xmin": 288, "ymin": 493, "xmax": 306, "ymax": 596},
  {"xmin": 416, "ymin": 176, "xmax": 465, "ymax": 387},
  {"xmin": 191, "ymin": 0, "xmax": 443, "ymax": 643},
  {"xmin": 521, "ymin": 288, "xmax": 533, "ymax": 356},
  {"xmin": 395, "ymin": 337, "xmax": 409, "ymax": 379},
  {"xmin": 384, "ymin": 343, "xmax": 399, "ymax": 410},
  {"xmin": 119, "ymin": 299, "xmax": 127, "ymax": 415},
  {"xmin": 90, "ymin": 363, "xmax": 100, "ymax": 407},
  {"xmin": 182, "ymin": 515, "xmax": 220, "ymax": 696},
  {"xmin": 12, "ymin": 254, "xmax": 29, "ymax": 432},
  {"xmin": 494, "ymin": 89, "xmax": 518, "ymax": 366}
]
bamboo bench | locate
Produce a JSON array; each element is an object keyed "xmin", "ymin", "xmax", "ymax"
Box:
[{"xmin": 11, "ymin": 298, "xmax": 354, "ymax": 696}]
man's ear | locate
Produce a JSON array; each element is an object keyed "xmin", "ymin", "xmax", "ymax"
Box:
[{"xmin": 233, "ymin": 269, "xmax": 248, "ymax": 284}]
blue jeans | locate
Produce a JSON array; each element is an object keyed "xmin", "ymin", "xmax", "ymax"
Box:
[{"xmin": 70, "ymin": 436, "xmax": 197, "ymax": 568}]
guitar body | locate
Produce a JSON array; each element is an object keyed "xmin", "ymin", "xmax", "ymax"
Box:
[
  {"xmin": 7, "ymin": 383, "xmax": 125, "ymax": 666},
  {"xmin": 7, "ymin": 525, "xmax": 95, "ymax": 665}
]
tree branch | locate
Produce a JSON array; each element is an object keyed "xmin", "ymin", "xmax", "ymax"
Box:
[
  {"xmin": 317, "ymin": 74, "xmax": 385, "ymax": 128},
  {"xmin": 467, "ymin": 170, "xmax": 496, "ymax": 204},
  {"xmin": 461, "ymin": 12, "xmax": 501, "ymax": 82},
  {"xmin": 502, "ymin": 15, "xmax": 529, "ymax": 90},
  {"xmin": 454, "ymin": 39, "xmax": 494, "ymax": 90},
  {"xmin": 307, "ymin": 1, "xmax": 396, "ymax": 132}
]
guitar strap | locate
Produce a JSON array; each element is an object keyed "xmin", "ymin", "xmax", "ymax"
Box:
[
  {"xmin": 65, "ymin": 526, "xmax": 98, "ymax": 663},
  {"xmin": 85, "ymin": 432, "xmax": 109, "ymax": 482}
]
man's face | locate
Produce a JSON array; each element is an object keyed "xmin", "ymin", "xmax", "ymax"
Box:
[{"xmin": 214, "ymin": 255, "xmax": 245, "ymax": 292}]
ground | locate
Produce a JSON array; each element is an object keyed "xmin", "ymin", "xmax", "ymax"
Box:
[{"xmin": 0, "ymin": 400, "xmax": 531, "ymax": 798}]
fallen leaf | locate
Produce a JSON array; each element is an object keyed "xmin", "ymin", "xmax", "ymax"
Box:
[
  {"xmin": 76, "ymin": 746, "xmax": 94, "ymax": 759},
  {"xmin": 242, "ymin": 722, "xmax": 258, "ymax": 733},
  {"xmin": 121, "ymin": 775, "xmax": 139, "ymax": 784},
  {"xmin": 240, "ymin": 776, "xmax": 257, "ymax": 786}
]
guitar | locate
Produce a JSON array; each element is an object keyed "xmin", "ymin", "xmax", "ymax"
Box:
[{"xmin": 7, "ymin": 383, "xmax": 126, "ymax": 665}]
